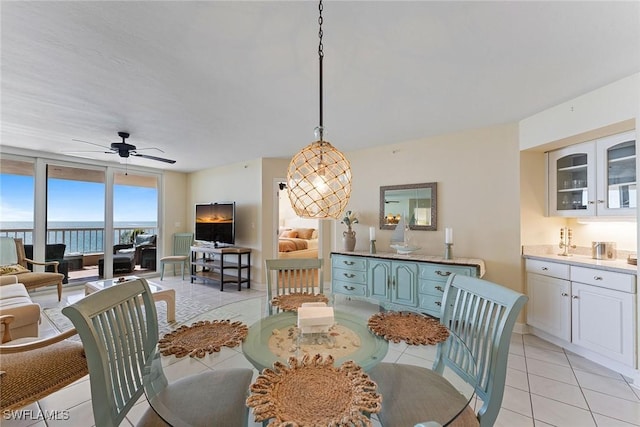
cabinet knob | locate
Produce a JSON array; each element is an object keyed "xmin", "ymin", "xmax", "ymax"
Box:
[
  {"xmin": 597, "ymin": 200, "xmax": 605, "ymax": 204},
  {"xmin": 435, "ymin": 285, "xmax": 444, "ymax": 292},
  {"xmin": 541, "ymin": 267, "xmax": 549, "ymax": 271},
  {"xmin": 593, "ymin": 276, "xmax": 603, "ymax": 281},
  {"xmin": 572, "ymin": 295, "xmax": 579, "ymax": 299},
  {"xmin": 435, "ymin": 301, "xmax": 442, "ymax": 306},
  {"xmin": 588, "ymin": 201, "xmax": 596, "ymax": 205},
  {"xmin": 561, "ymin": 292, "xmax": 569, "ymax": 296},
  {"xmin": 435, "ymin": 270, "xmax": 451, "ymax": 277},
  {"xmin": 343, "ymin": 285, "xmax": 355, "ymax": 291},
  {"xmin": 344, "ymin": 273, "xmax": 355, "ymax": 278}
]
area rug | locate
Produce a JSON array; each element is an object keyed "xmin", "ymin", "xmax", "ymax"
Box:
[
  {"xmin": 246, "ymin": 354, "xmax": 381, "ymax": 426},
  {"xmin": 367, "ymin": 311, "xmax": 450, "ymax": 345},
  {"xmin": 158, "ymin": 319, "xmax": 248, "ymax": 358},
  {"xmin": 43, "ymin": 294, "xmax": 220, "ymax": 340}
]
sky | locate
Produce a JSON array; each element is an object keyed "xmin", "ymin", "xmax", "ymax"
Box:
[{"xmin": 0, "ymin": 174, "xmax": 157, "ymax": 223}]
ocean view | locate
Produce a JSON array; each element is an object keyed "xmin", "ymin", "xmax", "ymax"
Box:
[{"xmin": 0, "ymin": 221, "xmax": 158, "ymax": 254}]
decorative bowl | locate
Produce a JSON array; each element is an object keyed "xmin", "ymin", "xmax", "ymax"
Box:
[{"xmin": 390, "ymin": 244, "xmax": 421, "ymax": 255}]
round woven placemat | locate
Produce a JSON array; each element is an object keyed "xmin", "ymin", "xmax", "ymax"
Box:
[
  {"xmin": 271, "ymin": 292, "xmax": 329, "ymax": 312},
  {"xmin": 247, "ymin": 354, "xmax": 381, "ymax": 426},
  {"xmin": 367, "ymin": 311, "xmax": 450, "ymax": 345},
  {"xmin": 158, "ymin": 319, "xmax": 248, "ymax": 358}
]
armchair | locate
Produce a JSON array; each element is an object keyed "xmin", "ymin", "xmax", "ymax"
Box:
[
  {"xmin": 0, "ymin": 237, "xmax": 64, "ymax": 301},
  {"xmin": 115, "ymin": 233, "xmax": 156, "ymax": 266},
  {"xmin": 24, "ymin": 243, "xmax": 69, "ymax": 284}
]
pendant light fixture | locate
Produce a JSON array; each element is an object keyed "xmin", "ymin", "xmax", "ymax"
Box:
[{"xmin": 287, "ymin": 0, "xmax": 352, "ymax": 219}]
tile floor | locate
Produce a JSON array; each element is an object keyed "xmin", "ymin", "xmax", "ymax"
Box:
[{"xmin": 3, "ymin": 274, "xmax": 639, "ymax": 427}]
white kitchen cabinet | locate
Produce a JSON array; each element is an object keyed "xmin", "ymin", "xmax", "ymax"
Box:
[
  {"xmin": 525, "ymin": 258, "xmax": 637, "ymax": 369},
  {"xmin": 526, "ymin": 271, "xmax": 571, "ymax": 341},
  {"xmin": 571, "ymin": 281, "xmax": 635, "ymax": 367},
  {"xmin": 547, "ymin": 130, "xmax": 636, "ymax": 217}
]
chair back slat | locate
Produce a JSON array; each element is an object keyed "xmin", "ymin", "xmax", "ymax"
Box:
[
  {"xmin": 434, "ymin": 274, "xmax": 527, "ymax": 427},
  {"xmin": 265, "ymin": 258, "xmax": 324, "ymax": 314},
  {"xmin": 173, "ymin": 233, "xmax": 194, "ymax": 256},
  {"xmin": 62, "ymin": 278, "xmax": 160, "ymax": 427}
]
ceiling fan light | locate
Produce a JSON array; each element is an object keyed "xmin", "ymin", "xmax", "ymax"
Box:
[{"xmin": 287, "ymin": 140, "xmax": 352, "ymax": 219}]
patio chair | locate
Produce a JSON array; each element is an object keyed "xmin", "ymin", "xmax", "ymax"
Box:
[
  {"xmin": 0, "ymin": 237, "xmax": 64, "ymax": 301},
  {"xmin": 369, "ymin": 274, "xmax": 528, "ymax": 427},
  {"xmin": 159, "ymin": 232, "xmax": 193, "ymax": 280},
  {"xmin": 62, "ymin": 277, "xmax": 252, "ymax": 427},
  {"xmin": 0, "ymin": 316, "xmax": 88, "ymax": 411},
  {"xmin": 265, "ymin": 258, "xmax": 325, "ymax": 315}
]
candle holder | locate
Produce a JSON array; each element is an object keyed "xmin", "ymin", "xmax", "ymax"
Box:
[
  {"xmin": 444, "ymin": 243, "xmax": 453, "ymax": 260},
  {"xmin": 370, "ymin": 240, "xmax": 377, "ymax": 254}
]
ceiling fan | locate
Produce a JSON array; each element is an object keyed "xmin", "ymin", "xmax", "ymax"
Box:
[{"xmin": 71, "ymin": 132, "xmax": 176, "ymax": 164}]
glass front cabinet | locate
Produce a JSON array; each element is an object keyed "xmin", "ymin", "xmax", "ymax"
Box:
[{"xmin": 548, "ymin": 130, "xmax": 636, "ymax": 217}]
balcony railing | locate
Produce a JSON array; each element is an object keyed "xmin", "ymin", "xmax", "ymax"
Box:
[{"xmin": 0, "ymin": 227, "xmax": 157, "ymax": 255}]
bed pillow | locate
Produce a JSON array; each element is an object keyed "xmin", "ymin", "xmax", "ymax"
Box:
[
  {"xmin": 294, "ymin": 228, "xmax": 315, "ymax": 240},
  {"xmin": 281, "ymin": 230, "xmax": 298, "ymax": 238}
]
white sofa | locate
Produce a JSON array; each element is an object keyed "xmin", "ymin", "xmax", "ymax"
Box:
[{"xmin": 0, "ymin": 275, "xmax": 41, "ymax": 341}]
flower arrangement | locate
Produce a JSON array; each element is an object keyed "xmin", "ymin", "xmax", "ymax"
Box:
[{"xmin": 341, "ymin": 210, "xmax": 359, "ymax": 232}]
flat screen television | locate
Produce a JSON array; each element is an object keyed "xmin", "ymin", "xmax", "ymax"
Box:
[{"xmin": 195, "ymin": 202, "xmax": 235, "ymax": 247}]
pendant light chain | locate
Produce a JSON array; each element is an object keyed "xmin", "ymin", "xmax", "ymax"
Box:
[{"xmin": 318, "ymin": 0, "xmax": 324, "ymax": 141}]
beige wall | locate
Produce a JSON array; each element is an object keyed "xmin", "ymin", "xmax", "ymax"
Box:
[
  {"xmin": 160, "ymin": 171, "xmax": 189, "ymax": 257},
  {"xmin": 339, "ymin": 123, "xmax": 524, "ymax": 292}
]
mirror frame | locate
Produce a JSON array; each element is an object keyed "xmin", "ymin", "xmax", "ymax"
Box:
[{"xmin": 379, "ymin": 182, "xmax": 437, "ymax": 231}]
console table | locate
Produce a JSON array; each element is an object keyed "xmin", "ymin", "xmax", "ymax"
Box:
[{"xmin": 190, "ymin": 246, "xmax": 251, "ymax": 291}]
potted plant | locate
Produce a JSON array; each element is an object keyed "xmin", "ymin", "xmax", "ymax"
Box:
[{"xmin": 341, "ymin": 210, "xmax": 358, "ymax": 251}]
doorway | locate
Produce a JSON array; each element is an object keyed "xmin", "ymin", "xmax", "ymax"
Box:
[{"xmin": 275, "ymin": 181, "xmax": 319, "ymax": 260}]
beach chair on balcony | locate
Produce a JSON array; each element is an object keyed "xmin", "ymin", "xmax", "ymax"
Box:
[{"xmin": 0, "ymin": 237, "xmax": 64, "ymax": 301}]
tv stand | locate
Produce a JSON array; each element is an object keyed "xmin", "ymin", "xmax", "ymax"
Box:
[{"xmin": 190, "ymin": 246, "xmax": 251, "ymax": 291}]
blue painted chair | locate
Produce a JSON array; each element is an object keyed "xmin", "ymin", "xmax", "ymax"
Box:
[
  {"xmin": 369, "ymin": 274, "xmax": 528, "ymax": 427},
  {"xmin": 62, "ymin": 277, "xmax": 252, "ymax": 427},
  {"xmin": 159, "ymin": 232, "xmax": 193, "ymax": 280}
]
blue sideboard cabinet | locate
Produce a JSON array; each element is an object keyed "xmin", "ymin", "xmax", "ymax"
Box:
[{"xmin": 331, "ymin": 251, "xmax": 485, "ymax": 317}]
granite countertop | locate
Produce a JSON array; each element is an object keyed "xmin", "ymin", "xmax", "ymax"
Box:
[
  {"xmin": 522, "ymin": 246, "xmax": 637, "ymax": 274},
  {"xmin": 331, "ymin": 250, "xmax": 486, "ymax": 278}
]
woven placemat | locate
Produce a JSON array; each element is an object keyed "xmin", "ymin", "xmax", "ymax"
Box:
[
  {"xmin": 158, "ymin": 319, "xmax": 248, "ymax": 358},
  {"xmin": 367, "ymin": 311, "xmax": 450, "ymax": 345},
  {"xmin": 271, "ymin": 292, "xmax": 329, "ymax": 312},
  {"xmin": 247, "ymin": 354, "xmax": 381, "ymax": 426}
]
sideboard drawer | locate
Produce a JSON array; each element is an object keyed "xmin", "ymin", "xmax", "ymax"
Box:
[
  {"xmin": 332, "ymin": 255, "xmax": 367, "ymax": 271},
  {"xmin": 418, "ymin": 294, "xmax": 444, "ymax": 314},
  {"xmin": 525, "ymin": 259, "xmax": 570, "ymax": 280},
  {"xmin": 418, "ymin": 280, "xmax": 447, "ymax": 296},
  {"xmin": 419, "ymin": 264, "xmax": 476, "ymax": 282},
  {"xmin": 333, "ymin": 268, "xmax": 367, "ymax": 285},
  {"xmin": 332, "ymin": 281, "xmax": 367, "ymax": 297}
]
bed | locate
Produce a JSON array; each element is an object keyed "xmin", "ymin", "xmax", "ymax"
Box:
[{"xmin": 278, "ymin": 227, "xmax": 318, "ymax": 259}]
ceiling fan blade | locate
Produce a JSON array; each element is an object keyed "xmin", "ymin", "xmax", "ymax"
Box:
[
  {"xmin": 72, "ymin": 139, "xmax": 113, "ymax": 150},
  {"xmin": 131, "ymin": 153, "xmax": 176, "ymax": 164},
  {"xmin": 132, "ymin": 147, "xmax": 165, "ymax": 153},
  {"xmin": 63, "ymin": 150, "xmax": 114, "ymax": 154}
]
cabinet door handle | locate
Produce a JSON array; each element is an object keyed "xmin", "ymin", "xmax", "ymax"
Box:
[
  {"xmin": 588, "ymin": 200, "xmax": 596, "ymax": 205},
  {"xmin": 343, "ymin": 273, "xmax": 355, "ymax": 278},
  {"xmin": 435, "ymin": 301, "xmax": 442, "ymax": 306},
  {"xmin": 387, "ymin": 277, "xmax": 390, "ymax": 288},
  {"xmin": 435, "ymin": 285, "xmax": 444, "ymax": 292},
  {"xmin": 572, "ymin": 295, "xmax": 579, "ymax": 299},
  {"xmin": 343, "ymin": 285, "xmax": 355, "ymax": 291},
  {"xmin": 561, "ymin": 292, "xmax": 569, "ymax": 296},
  {"xmin": 435, "ymin": 270, "xmax": 451, "ymax": 277},
  {"xmin": 344, "ymin": 261, "xmax": 355, "ymax": 266},
  {"xmin": 597, "ymin": 200, "xmax": 605, "ymax": 204},
  {"xmin": 593, "ymin": 276, "xmax": 603, "ymax": 281},
  {"xmin": 541, "ymin": 267, "xmax": 549, "ymax": 271}
]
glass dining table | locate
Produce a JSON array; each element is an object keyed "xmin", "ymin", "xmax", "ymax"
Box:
[{"xmin": 143, "ymin": 294, "xmax": 477, "ymax": 426}]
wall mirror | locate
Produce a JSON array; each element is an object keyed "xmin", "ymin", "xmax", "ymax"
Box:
[{"xmin": 379, "ymin": 182, "xmax": 437, "ymax": 231}]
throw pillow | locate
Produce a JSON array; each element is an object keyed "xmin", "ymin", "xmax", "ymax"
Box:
[
  {"xmin": 295, "ymin": 228, "xmax": 315, "ymax": 240},
  {"xmin": 0, "ymin": 264, "xmax": 29, "ymax": 275},
  {"xmin": 282, "ymin": 230, "xmax": 298, "ymax": 238}
]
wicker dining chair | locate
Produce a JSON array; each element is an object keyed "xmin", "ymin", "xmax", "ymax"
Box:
[
  {"xmin": 62, "ymin": 277, "xmax": 253, "ymax": 427},
  {"xmin": 369, "ymin": 274, "xmax": 528, "ymax": 427}
]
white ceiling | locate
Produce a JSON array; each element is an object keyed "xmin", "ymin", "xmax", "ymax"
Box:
[{"xmin": 2, "ymin": 1, "xmax": 639, "ymax": 173}]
